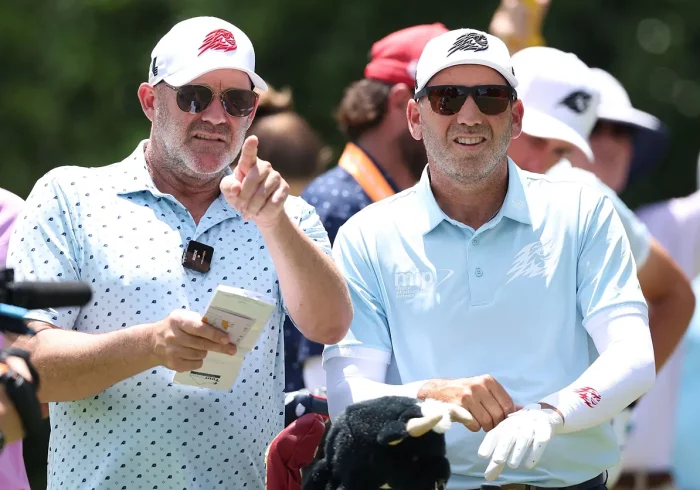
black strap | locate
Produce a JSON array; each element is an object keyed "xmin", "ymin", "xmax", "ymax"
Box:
[
  {"xmin": 480, "ymin": 472, "xmax": 606, "ymax": 490},
  {"xmin": 561, "ymin": 473, "xmax": 606, "ymax": 490}
]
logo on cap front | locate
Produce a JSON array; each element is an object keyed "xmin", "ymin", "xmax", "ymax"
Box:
[
  {"xmin": 447, "ymin": 33, "xmax": 489, "ymax": 57},
  {"xmin": 198, "ymin": 29, "xmax": 238, "ymax": 56},
  {"xmin": 560, "ymin": 91, "xmax": 593, "ymax": 114}
]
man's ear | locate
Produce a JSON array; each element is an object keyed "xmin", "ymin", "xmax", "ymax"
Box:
[
  {"xmin": 511, "ymin": 98, "xmax": 524, "ymax": 139},
  {"xmin": 407, "ymin": 99, "xmax": 423, "ymax": 141},
  {"xmin": 377, "ymin": 420, "xmax": 409, "ymax": 446},
  {"xmin": 138, "ymin": 83, "xmax": 157, "ymax": 122},
  {"xmin": 388, "ymin": 83, "xmax": 414, "ymax": 112}
]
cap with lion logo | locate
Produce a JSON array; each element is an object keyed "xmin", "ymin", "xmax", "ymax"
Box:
[
  {"xmin": 414, "ymin": 28, "xmax": 518, "ymax": 93},
  {"xmin": 148, "ymin": 16, "xmax": 268, "ymax": 91},
  {"xmin": 511, "ymin": 46, "xmax": 600, "ymax": 162}
]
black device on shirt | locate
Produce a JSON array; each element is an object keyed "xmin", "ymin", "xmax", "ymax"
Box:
[{"xmin": 182, "ymin": 240, "xmax": 214, "ymax": 273}]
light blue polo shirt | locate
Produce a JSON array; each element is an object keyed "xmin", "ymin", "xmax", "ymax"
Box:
[
  {"xmin": 547, "ymin": 159, "xmax": 652, "ymax": 268},
  {"xmin": 7, "ymin": 140, "xmax": 331, "ymax": 490},
  {"xmin": 323, "ymin": 158, "xmax": 647, "ymax": 489}
]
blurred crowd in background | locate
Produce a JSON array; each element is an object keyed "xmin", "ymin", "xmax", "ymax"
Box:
[{"xmin": 2, "ymin": 0, "xmax": 700, "ymax": 489}]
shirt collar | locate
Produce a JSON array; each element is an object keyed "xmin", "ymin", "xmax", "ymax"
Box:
[
  {"xmin": 415, "ymin": 157, "xmax": 532, "ymax": 235},
  {"xmin": 115, "ymin": 140, "xmax": 160, "ymax": 196},
  {"xmin": 115, "ymin": 139, "xmax": 238, "ymax": 216},
  {"xmin": 550, "ymin": 158, "xmax": 573, "ymax": 172}
]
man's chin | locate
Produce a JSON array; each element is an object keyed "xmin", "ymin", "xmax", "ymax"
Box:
[{"xmin": 185, "ymin": 151, "xmax": 236, "ymax": 174}]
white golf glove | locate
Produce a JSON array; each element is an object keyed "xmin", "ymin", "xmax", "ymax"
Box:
[{"xmin": 477, "ymin": 403, "xmax": 564, "ymax": 481}]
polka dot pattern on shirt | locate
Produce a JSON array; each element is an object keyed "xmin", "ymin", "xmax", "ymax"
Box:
[{"xmin": 6, "ymin": 141, "xmax": 332, "ymax": 490}]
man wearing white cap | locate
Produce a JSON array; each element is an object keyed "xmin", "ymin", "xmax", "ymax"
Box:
[
  {"xmin": 323, "ymin": 27, "xmax": 655, "ymax": 489},
  {"xmin": 508, "ymin": 46, "xmax": 693, "ymax": 375},
  {"xmin": 5, "ymin": 16, "xmax": 352, "ymax": 489}
]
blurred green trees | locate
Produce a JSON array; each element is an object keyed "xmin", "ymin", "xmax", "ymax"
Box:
[{"xmin": 1, "ymin": 0, "xmax": 698, "ymax": 208}]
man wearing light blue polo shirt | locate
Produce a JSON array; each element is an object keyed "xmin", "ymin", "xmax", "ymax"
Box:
[{"xmin": 323, "ymin": 28, "xmax": 655, "ymax": 490}]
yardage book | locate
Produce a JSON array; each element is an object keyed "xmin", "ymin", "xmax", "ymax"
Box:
[{"xmin": 172, "ymin": 285, "xmax": 277, "ymax": 391}]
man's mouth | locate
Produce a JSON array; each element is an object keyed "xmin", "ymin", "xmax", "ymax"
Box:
[
  {"xmin": 193, "ymin": 133, "xmax": 226, "ymax": 143},
  {"xmin": 454, "ymin": 136, "xmax": 486, "ymax": 146}
]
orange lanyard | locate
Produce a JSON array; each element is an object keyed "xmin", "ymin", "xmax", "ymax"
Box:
[{"xmin": 337, "ymin": 143, "xmax": 395, "ymax": 203}]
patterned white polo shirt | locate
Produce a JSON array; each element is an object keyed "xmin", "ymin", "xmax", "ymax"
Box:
[{"xmin": 6, "ymin": 140, "xmax": 331, "ymax": 490}]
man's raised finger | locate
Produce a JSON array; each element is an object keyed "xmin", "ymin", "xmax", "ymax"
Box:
[{"xmin": 236, "ymin": 135, "xmax": 259, "ymax": 175}]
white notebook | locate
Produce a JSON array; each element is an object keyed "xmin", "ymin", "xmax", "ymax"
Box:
[{"xmin": 172, "ymin": 285, "xmax": 276, "ymax": 391}]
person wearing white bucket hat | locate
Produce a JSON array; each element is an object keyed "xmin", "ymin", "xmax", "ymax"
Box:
[
  {"xmin": 324, "ymin": 27, "xmax": 656, "ymax": 489},
  {"xmin": 508, "ymin": 46, "xmax": 692, "ymax": 368},
  {"xmin": 568, "ymin": 68, "xmax": 669, "ymax": 193},
  {"xmin": 507, "ymin": 46, "xmax": 599, "ymax": 173},
  {"xmin": 4, "ymin": 15, "xmax": 353, "ymax": 490},
  {"xmin": 505, "ymin": 45, "xmax": 693, "ymax": 490}
]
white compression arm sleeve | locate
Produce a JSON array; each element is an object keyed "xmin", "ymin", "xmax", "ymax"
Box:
[
  {"xmin": 540, "ymin": 306, "xmax": 656, "ymax": 433},
  {"xmin": 325, "ymin": 356, "xmax": 427, "ymax": 420}
]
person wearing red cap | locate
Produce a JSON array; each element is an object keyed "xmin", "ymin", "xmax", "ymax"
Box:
[{"xmin": 295, "ymin": 23, "xmax": 449, "ymax": 395}]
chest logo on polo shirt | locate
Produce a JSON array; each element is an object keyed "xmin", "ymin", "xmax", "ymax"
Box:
[
  {"xmin": 394, "ymin": 268, "xmax": 454, "ymax": 299},
  {"xmin": 506, "ymin": 240, "xmax": 556, "ymax": 284}
]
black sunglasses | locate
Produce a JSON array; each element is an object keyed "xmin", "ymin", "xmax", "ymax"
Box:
[
  {"xmin": 415, "ymin": 84, "xmax": 517, "ymax": 116},
  {"xmin": 161, "ymin": 82, "xmax": 259, "ymax": 118}
]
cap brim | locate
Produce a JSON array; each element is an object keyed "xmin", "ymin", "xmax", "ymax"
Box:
[
  {"xmin": 522, "ymin": 108, "xmax": 594, "ymax": 162},
  {"xmin": 164, "ymin": 64, "xmax": 268, "ymax": 92},
  {"xmin": 598, "ymin": 106, "xmax": 660, "ymax": 132},
  {"xmin": 627, "ymin": 123, "xmax": 670, "ymax": 184},
  {"xmin": 416, "ymin": 59, "xmax": 518, "ymax": 93}
]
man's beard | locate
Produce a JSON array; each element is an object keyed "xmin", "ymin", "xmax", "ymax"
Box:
[
  {"xmin": 398, "ymin": 130, "xmax": 428, "ymax": 181},
  {"xmin": 153, "ymin": 103, "xmax": 246, "ymax": 180},
  {"xmin": 421, "ymin": 113, "xmax": 511, "ymax": 184}
]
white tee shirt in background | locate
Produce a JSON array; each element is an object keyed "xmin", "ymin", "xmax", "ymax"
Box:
[
  {"xmin": 546, "ymin": 159, "xmax": 651, "ymax": 268},
  {"xmin": 623, "ymin": 190, "xmax": 700, "ymax": 473}
]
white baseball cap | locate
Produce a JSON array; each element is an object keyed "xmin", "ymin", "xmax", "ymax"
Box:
[
  {"xmin": 590, "ymin": 68, "xmax": 660, "ymax": 131},
  {"xmin": 148, "ymin": 16, "xmax": 268, "ymax": 91},
  {"xmin": 512, "ymin": 46, "xmax": 600, "ymax": 162},
  {"xmin": 414, "ymin": 28, "xmax": 518, "ymax": 93}
]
